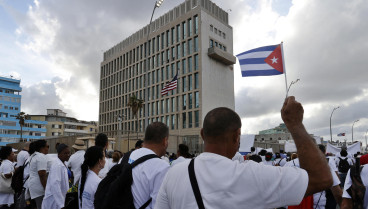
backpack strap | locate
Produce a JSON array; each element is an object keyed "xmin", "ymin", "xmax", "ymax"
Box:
[
  {"xmin": 188, "ymin": 159, "xmax": 205, "ymax": 209},
  {"xmin": 131, "ymin": 154, "xmax": 158, "ymax": 168},
  {"xmin": 130, "ymin": 154, "xmax": 159, "ymax": 209}
]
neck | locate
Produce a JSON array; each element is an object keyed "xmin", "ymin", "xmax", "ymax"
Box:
[
  {"xmin": 90, "ymin": 164, "xmax": 101, "ymax": 176},
  {"xmin": 204, "ymin": 140, "xmax": 235, "ymax": 159},
  {"xmin": 143, "ymin": 144, "xmax": 163, "ymax": 157}
]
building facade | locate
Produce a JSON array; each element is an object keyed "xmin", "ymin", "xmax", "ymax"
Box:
[
  {"xmin": 0, "ymin": 76, "xmax": 47, "ymax": 145},
  {"xmin": 29, "ymin": 109, "xmax": 98, "ymax": 137},
  {"xmin": 99, "ymin": 0, "xmax": 235, "ymax": 153}
]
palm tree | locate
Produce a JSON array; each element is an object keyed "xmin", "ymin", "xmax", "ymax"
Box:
[
  {"xmin": 16, "ymin": 112, "xmax": 28, "ymax": 142},
  {"xmin": 127, "ymin": 94, "xmax": 144, "ymax": 141}
]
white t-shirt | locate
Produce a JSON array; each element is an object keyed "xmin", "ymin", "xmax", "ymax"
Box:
[
  {"xmin": 232, "ymin": 152, "xmax": 245, "ymax": 163},
  {"xmin": 313, "ymin": 164, "xmax": 341, "ymax": 208},
  {"xmin": 343, "ymin": 165, "xmax": 368, "ymax": 198},
  {"xmin": 66, "ymin": 150, "xmax": 85, "ymax": 185},
  {"xmin": 327, "ymin": 156, "xmax": 338, "ymax": 172},
  {"xmin": 16, "ymin": 150, "xmax": 30, "ymax": 168},
  {"xmin": 79, "ymin": 170, "xmax": 101, "ymax": 209},
  {"xmin": 284, "ymin": 158, "xmax": 300, "ymax": 168},
  {"xmin": 97, "ymin": 157, "xmax": 109, "ymax": 179},
  {"xmin": 42, "ymin": 158, "xmax": 69, "ymax": 209},
  {"xmin": 171, "ymin": 156, "xmax": 189, "ymax": 167},
  {"xmin": 28, "ymin": 152, "xmax": 48, "ymax": 199},
  {"xmin": 261, "ymin": 160, "xmax": 274, "ymax": 166},
  {"xmin": 129, "ymin": 148, "xmax": 169, "ymax": 209},
  {"xmin": 0, "ymin": 159, "xmax": 15, "ymax": 206},
  {"xmin": 273, "ymin": 158, "xmax": 287, "ymax": 167},
  {"xmin": 335, "ymin": 156, "xmax": 354, "ymax": 174},
  {"xmin": 154, "ymin": 152, "xmax": 308, "ymax": 209}
]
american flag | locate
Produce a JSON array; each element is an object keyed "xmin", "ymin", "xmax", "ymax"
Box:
[{"xmin": 161, "ymin": 74, "xmax": 178, "ymax": 96}]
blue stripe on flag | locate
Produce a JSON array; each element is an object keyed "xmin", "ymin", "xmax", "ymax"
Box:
[
  {"xmin": 237, "ymin": 44, "xmax": 278, "ymax": 56},
  {"xmin": 241, "ymin": 69, "xmax": 282, "ymax": 77},
  {"xmin": 238, "ymin": 58, "xmax": 267, "ymax": 65}
]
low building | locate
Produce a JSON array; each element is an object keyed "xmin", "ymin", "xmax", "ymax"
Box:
[
  {"xmin": 28, "ymin": 109, "xmax": 98, "ymax": 137},
  {"xmin": 255, "ymin": 123, "xmax": 292, "ymax": 143}
]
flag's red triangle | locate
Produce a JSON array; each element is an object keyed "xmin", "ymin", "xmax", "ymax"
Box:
[{"xmin": 264, "ymin": 45, "xmax": 284, "ymax": 73}]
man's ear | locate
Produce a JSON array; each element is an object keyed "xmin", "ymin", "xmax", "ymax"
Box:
[{"xmin": 232, "ymin": 128, "xmax": 241, "ymax": 143}]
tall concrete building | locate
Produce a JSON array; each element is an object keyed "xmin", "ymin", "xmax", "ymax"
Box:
[
  {"xmin": 0, "ymin": 76, "xmax": 47, "ymax": 145},
  {"xmin": 99, "ymin": 0, "xmax": 235, "ymax": 153}
]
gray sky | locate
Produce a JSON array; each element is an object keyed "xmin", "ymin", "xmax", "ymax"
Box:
[{"xmin": 1, "ymin": 0, "xmax": 367, "ymax": 144}]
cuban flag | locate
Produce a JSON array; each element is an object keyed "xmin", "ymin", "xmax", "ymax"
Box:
[
  {"xmin": 236, "ymin": 44, "xmax": 284, "ymax": 77},
  {"xmin": 337, "ymin": 133, "xmax": 345, "ymax": 136}
]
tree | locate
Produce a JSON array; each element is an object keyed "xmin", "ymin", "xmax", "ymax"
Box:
[
  {"xmin": 16, "ymin": 112, "xmax": 28, "ymax": 142},
  {"xmin": 127, "ymin": 94, "xmax": 144, "ymax": 139}
]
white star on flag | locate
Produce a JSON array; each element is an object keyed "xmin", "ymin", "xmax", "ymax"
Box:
[{"xmin": 271, "ymin": 56, "xmax": 278, "ymax": 64}]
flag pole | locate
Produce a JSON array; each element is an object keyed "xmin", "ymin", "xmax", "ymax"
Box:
[{"xmin": 281, "ymin": 42, "xmax": 288, "ymax": 98}]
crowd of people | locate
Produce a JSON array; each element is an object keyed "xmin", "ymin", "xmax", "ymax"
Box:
[{"xmin": 0, "ymin": 96, "xmax": 367, "ymax": 209}]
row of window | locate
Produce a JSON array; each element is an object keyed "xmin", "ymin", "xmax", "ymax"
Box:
[
  {"xmin": 0, "ymin": 89, "xmax": 16, "ymax": 94},
  {"xmin": 100, "ymin": 72, "xmax": 199, "ymax": 114},
  {"xmin": 100, "ymin": 109, "xmax": 200, "ymax": 133},
  {"xmin": 0, "ymin": 96, "xmax": 21, "ymax": 103},
  {"xmin": 210, "ymin": 24, "xmax": 226, "ymax": 39},
  {"xmin": 101, "ymin": 15, "xmax": 199, "ymax": 78},
  {"xmin": 209, "ymin": 39, "xmax": 227, "ymax": 52},
  {"xmin": 0, "ymin": 104, "xmax": 19, "ymax": 111},
  {"xmin": 100, "ymin": 38, "xmax": 199, "ymax": 92}
]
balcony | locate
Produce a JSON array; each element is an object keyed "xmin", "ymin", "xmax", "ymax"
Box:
[
  {"xmin": 64, "ymin": 129, "xmax": 89, "ymax": 134},
  {"xmin": 208, "ymin": 47, "xmax": 236, "ymax": 65}
]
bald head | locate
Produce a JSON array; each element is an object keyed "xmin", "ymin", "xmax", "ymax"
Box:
[{"xmin": 202, "ymin": 107, "xmax": 242, "ymax": 140}]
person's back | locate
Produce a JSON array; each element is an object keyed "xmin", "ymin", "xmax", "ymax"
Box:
[
  {"xmin": 155, "ymin": 98, "xmax": 333, "ymax": 209},
  {"xmin": 16, "ymin": 147, "xmax": 30, "ymax": 168},
  {"xmin": 341, "ymin": 164, "xmax": 368, "ymax": 208},
  {"xmin": 129, "ymin": 122, "xmax": 170, "ymax": 209},
  {"xmin": 68, "ymin": 150, "xmax": 85, "ymax": 185}
]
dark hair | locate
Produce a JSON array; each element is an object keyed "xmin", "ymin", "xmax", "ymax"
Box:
[
  {"xmin": 340, "ymin": 149, "xmax": 348, "ymax": 157},
  {"xmin": 275, "ymin": 153, "xmax": 281, "ymax": 159},
  {"xmin": 135, "ymin": 140, "xmax": 143, "ymax": 148},
  {"xmin": 202, "ymin": 107, "xmax": 241, "ymax": 138},
  {"xmin": 79, "ymin": 146, "xmax": 104, "ymax": 207},
  {"xmin": 318, "ymin": 144, "xmax": 326, "ymax": 154},
  {"xmin": 259, "ymin": 149, "xmax": 267, "ymax": 156},
  {"xmin": 29, "ymin": 142, "xmax": 36, "ymax": 155},
  {"xmin": 178, "ymin": 144, "xmax": 189, "ymax": 158},
  {"xmin": 57, "ymin": 144, "xmax": 69, "ymax": 154},
  {"xmin": 144, "ymin": 122, "xmax": 169, "ymax": 144},
  {"xmin": 265, "ymin": 152, "xmax": 273, "ymax": 161},
  {"xmin": 95, "ymin": 133, "xmax": 108, "ymax": 148},
  {"xmin": 251, "ymin": 147, "xmax": 255, "ymax": 152},
  {"xmin": 249, "ymin": 155, "xmax": 262, "ymax": 163},
  {"xmin": 112, "ymin": 152, "xmax": 121, "ymax": 163},
  {"xmin": 0, "ymin": 146, "xmax": 12, "ymax": 160},
  {"xmin": 34, "ymin": 140, "xmax": 47, "ymax": 152}
]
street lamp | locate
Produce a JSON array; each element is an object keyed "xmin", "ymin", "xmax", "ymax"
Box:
[
  {"xmin": 329, "ymin": 106, "xmax": 340, "ymax": 142},
  {"xmin": 116, "ymin": 114, "xmax": 126, "ymax": 151},
  {"xmin": 352, "ymin": 119, "xmax": 359, "ymax": 142},
  {"xmin": 144, "ymin": 0, "xmax": 165, "ymax": 132},
  {"xmin": 286, "ymin": 79, "xmax": 300, "ymax": 97}
]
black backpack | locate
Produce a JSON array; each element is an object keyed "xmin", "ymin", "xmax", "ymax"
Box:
[
  {"xmin": 338, "ymin": 157, "xmax": 350, "ymax": 173},
  {"xmin": 94, "ymin": 154, "xmax": 158, "ymax": 209},
  {"xmin": 11, "ymin": 160, "xmax": 29, "ymax": 194}
]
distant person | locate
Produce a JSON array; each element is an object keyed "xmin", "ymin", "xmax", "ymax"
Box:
[
  {"xmin": 28, "ymin": 140, "xmax": 49, "ymax": 209},
  {"xmin": 273, "ymin": 153, "xmax": 287, "ymax": 166},
  {"xmin": 171, "ymin": 144, "xmax": 191, "ymax": 166},
  {"xmin": 79, "ymin": 146, "xmax": 105, "ymax": 209},
  {"xmin": 119, "ymin": 139, "xmax": 144, "ymax": 164},
  {"xmin": 108, "ymin": 152, "xmax": 121, "ymax": 170},
  {"xmin": 250, "ymin": 147, "xmax": 256, "ymax": 155},
  {"xmin": 155, "ymin": 97, "xmax": 333, "ymax": 209},
  {"xmin": 66, "ymin": 139, "xmax": 87, "ymax": 185},
  {"xmin": 341, "ymin": 162, "xmax": 368, "ymax": 208},
  {"xmin": 94, "ymin": 133, "xmax": 109, "ymax": 178},
  {"xmin": 42, "ymin": 144, "xmax": 71, "ymax": 209},
  {"xmin": 261, "ymin": 152, "xmax": 274, "ymax": 166},
  {"xmin": 0, "ymin": 146, "xmax": 15, "ymax": 208},
  {"xmin": 129, "ymin": 122, "xmax": 170, "ymax": 209},
  {"xmin": 16, "ymin": 142, "xmax": 30, "ymax": 168},
  {"xmin": 248, "ymin": 154, "xmax": 262, "ymax": 163},
  {"xmin": 335, "ymin": 149, "xmax": 353, "ymax": 187}
]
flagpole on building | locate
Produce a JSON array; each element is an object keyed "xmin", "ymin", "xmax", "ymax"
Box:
[{"xmin": 280, "ymin": 42, "xmax": 288, "ymax": 97}]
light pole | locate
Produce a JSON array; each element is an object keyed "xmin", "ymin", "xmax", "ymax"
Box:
[
  {"xmin": 286, "ymin": 79, "xmax": 300, "ymax": 97},
  {"xmin": 144, "ymin": 0, "xmax": 165, "ymax": 132},
  {"xmin": 352, "ymin": 119, "xmax": 359, "ymax": 142},
  {"xmin": 365, "ymin": 129, "xmax": 368, "ymax": 151},
  {"xmin": 329, "ymin": 106, "xmax": 340, "ymax": 142},
  {"xmin": 116, "ymin": 114, "xmax": 126, "ymax": 151}
]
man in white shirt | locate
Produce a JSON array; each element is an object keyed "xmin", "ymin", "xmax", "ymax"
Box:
[
  {"xmin": 341, "ymin": 164, "xmax": 368, "ymax": 208},
  {"xmin": 16, "ymin": 142, "xmax": 30, "ymax": 168},
  {"xmin": 129, "ymin": 122, "xmax": 170, "ymax": 209},
  {"xmin": 155, "ymin": 96, "xmax": 333, "ymax": 209},
  {"xmin": 66, "ymin": 139, "xmax": 86, "ymax": 185},
  {"xmin": 335, "ymin": 149, "xmax": 354, "ymax": 187},
  {"xmin": 95, "ymin": 133, "xmax": 110, "ymax": 178},
  {"xmin": 171, "ymin": 144, "xmax": 191, "ymax": 166}
]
